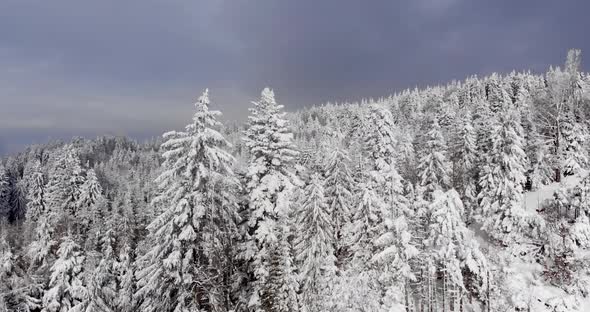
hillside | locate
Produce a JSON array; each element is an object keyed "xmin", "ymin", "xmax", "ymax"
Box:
[{"xmin": 1, "ymin": 50, "xmax": 590, "ymax": 311}]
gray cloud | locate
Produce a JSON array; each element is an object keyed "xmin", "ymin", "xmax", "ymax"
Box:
[{"xmin": 0, "ymin": 0, "xmax": 589, "ymax": 154}]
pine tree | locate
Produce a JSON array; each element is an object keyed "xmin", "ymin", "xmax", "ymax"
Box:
[
  {"xmin": 0, "ymin": 164, "xmax": 10, "ymax": 220},
  {"xmin": 450, "ymin": 112, "xmax": 478, "ymax": 220},
  {"xmin": 363, "ymin": 104, "xmax": 407, "ymax": 224},
  {"xmin": 346, "ymin": 181, "xmax": 378, "ymax": 259},
  {"xmin": 295, "ymin": 173, "xmax": 336, "ymax": 312},
  {"xmin": 44, "ymin": 146, "xmax": 86, "ymax": 236},
  {"xmin": 28, "ymin": 208, "xmax": 56, "ymax": 272},
  {"xmin": 561, "ymin": 117, "xmax": 588, "ymax": 176},
  {"xmin": 417, "ymin": 116, "xmax": 450, "ymax": 198},
  {"xmin": 365, "ymin": 104, "xmax": 416, "ymax": 310},
  {"xmin": 116, "ymin": 244, "xmax": 136, "ymax": 312},
  {"xmin": 323, "ymin": 142, "xmax": 354, "ymax": 262},
  {"xmin": 427, "ymin": 189, "xmax": 489, "ymax": 309},
  {"xmin": 241, "ymin": 88, "xmax": 300, "ymax": 311},
  {"xmin": 10, "ymin": 178, "xmax": 27, "ymax": 222},
  {"xmin": 80, "ymin": 229, "xmax": 117, "ymax": 312},
  {"xmin": 261, "ymin": 223, "xmax": 299, "ymax": 312},
  {"xmin": 135, "ymin": 89, "xmax": 239, "ymax": 311},
  {"xmin": 42, "ymin": 236, "xmax": 86, "ymax": 312},
  {"xmin": 25, "ymin": 160, "xmax": 46, "ymax": 235},
  {"xmin": 76, "ymin": 168, "xmax": 104, "ymax": 243},
  {"xmin": 1, "ymin": 232, "xmax": 41, "ymax": 311},
  {"xmin": 477, "ymin": 109, "xmax": 529, "ymax": 244},
  {"xmin": 486, "ymin": 73, "xmax": 511, "ymax": 113}
]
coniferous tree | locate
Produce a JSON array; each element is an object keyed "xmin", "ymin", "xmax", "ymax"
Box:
[
  {"xmin": 135, "ymin": 89, "xmax": 239, "ymax": 311},
  {"xmin": 322, "ymin": 140, "xmax": 354, "ymax": 263},
  {"xmin": 561, "ymin": 118, "xmax": 588, "ymax": 176},
  {"xmin": 80, "ymin": 229, "xmax": 117, "ymax": 312},
  {"xmin": 42, "ymin": 236, "xmax": 86, "ymax": 312},
  {"xmin": 417, "ymin": 116, "xmax": 450, "ymax": 198},
  {"xmin": 427, "ymin": 189, "xmax": 489, "ymax": 310},
  {"xmin": 450, "ymin": 112, "xmax": 478, "ymax": 220},
  {"xmin": 25, "ymin": 160, "xmax": 46, "ymax": 235},
  {"xmin": 477, "ymin": 109, "xmax": 529, "ymax": 244},
  {"xmin": 44, "ymin": 146, "xmax": 85, "ymax": 236},
  {"xmin": 10, "ymin": 178, "xmax": 28, "ymax": 222},
  {"xmin": 0, "ymin": 231, "xmax": 41, "ymax": 311},
  {"xmin": 28, "ymin": 207, "xmax": 56, "ymax": 274},
  {"xmin": 365, "ymin": 104, "xmax": 416, "ymax": 310},
  {"xmin": 77, "ymin": 169, "xmax": 103, "ymax": 227},
  {"xmin": 116, "ymin": 244, "xmax": 136, "ymax": 312},
  {"xmin": 295, "ymin": 173, "xmax": 336, "ymax": 312},
  {"xmin": 0, "ymin": 164, "xmax": 10, "ymax": 220},
  {"xmin": 241, "ymin": 88, "xmax": 300, "ymax": 311}
]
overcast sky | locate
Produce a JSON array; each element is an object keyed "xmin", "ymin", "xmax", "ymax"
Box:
[{"xmin": 1, "ymin": 0, "xmax": 589, "ymax": 154}]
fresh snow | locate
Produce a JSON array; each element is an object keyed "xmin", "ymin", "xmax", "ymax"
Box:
[{"xmin": 523, "ymin": 169, "xmax": 589, "ymax": 212}]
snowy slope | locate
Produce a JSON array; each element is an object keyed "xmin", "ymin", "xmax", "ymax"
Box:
[
  {"xmin": 504, "ymin": 170, "xmax": 590, "ymax": 312},
  {"xmin": 466, "ymin": 171, "xmax": 590, "ymax": 312},
  {"xmin": 523, "ymin": 170, "xmax": 588, "ymax": 212}
]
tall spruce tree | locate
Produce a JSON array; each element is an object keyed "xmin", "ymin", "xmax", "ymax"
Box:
[
  {"xmin": 477, "ymin": 109, "xmax": 529, "ymax": 244},
  {"xmin": 427, "ymin": 189, "xmax": 489, "ymax": 310},
  {"xmin": 135, "ymin": 89, "xmax": 239, "ymax": 311},
  {"xmin": 322, "ymin": 141, "xmax": 354, "ymax": 262},
  {"xmin": 42, "ymin": 236, "xmax": 86, "ymax": 312},
  {"xmin": 450, "ymin": 112, "xmax": 478, "ymax": 220},
  {"xmin": 295, "ymin": 173, "xmax": 336, "ymax": 312},
  {"xmin": 241, "ymin": 88, "xmax": 300, "ymax": 312},
  {"xmin": 365, "ymin": 104, "xmax": 416, "ymax": 310},
  {"xmin": 0, "ymin": 164, "xmax": 10, "ymax": 220},
  {"xmin": 25, "ymin": 160, "xmax": 46, "ymax": 235},
  {"xmin": 417, "ymin": 116, "xmax": 450, "ymax": 198}
]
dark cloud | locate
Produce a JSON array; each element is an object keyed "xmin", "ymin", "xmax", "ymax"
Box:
[{"xmin": 0, "ymin": 0, "xmax": 589, "ymax": 154}]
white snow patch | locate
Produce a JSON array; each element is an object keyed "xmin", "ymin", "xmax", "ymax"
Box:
[{"xmin": 523, "ymin": 170, "xmax": 589, "ymax": 212}]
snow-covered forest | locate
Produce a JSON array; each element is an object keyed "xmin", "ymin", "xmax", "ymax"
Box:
[{"xmin": 1, "ymin": 50, "xmax": 590, "ymax": 311}]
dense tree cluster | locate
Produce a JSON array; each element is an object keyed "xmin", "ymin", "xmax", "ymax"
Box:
[{"xmin": 1, "ymin": 50, "xmax": 590, "ymax": 311}]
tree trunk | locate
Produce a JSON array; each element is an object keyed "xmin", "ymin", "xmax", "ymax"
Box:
[{"xmin": 442, "ymin": 270, "xmax": 446, "ymax": 312}]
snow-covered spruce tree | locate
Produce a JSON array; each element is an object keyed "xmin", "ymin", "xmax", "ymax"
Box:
[
  {"xmin": 363, "ymin": 104, "xmax": 408, "ymax": 224},
  {"xmin": 76, "ymin": 168, "xmax": 104, "ymax": 244},
  {"xmin": 241, "ymin": 88, "xmax": 300, "ymax": 311},
  {"xmin": 44, "ymin": 145, "xmax": 86, "ymax": 237},
  {"xmin": 322, "ymin": 139, "xmax": 354, "ymax": 263},
  {"xmin": 561, "ymin": 116, "xmax": 588, "ymax": 176},
  {"xmin": 427, "ymin": 189, "xmax": 489, "ymax": 311},
  {"xmin": 0, "ymin": 232, "xmax": 41, "ymax": 311},
  {"xmin": 261, "ymin": 223, "xmax": 299, "ymax": 312},
  {"xmin": 403, "ymin": 184, "xmax": 434, "ymax": 312},
  {"xmin": 295, "ymin": 173, "xmax": 336, "ymax": 312},
  {"xmin": 79, "ymin": 228, "xmax": 117, "ymax": 312},
  {"xmin": 518, "ymin": 88, "xmax": 553, "ymax": 190},
  {"xmin": 113, "ymin": 179, "xmax": 142, "ymax": 251},
  {"xmin": 449, "ymin": 112, "xmax": 478, "ymax": 220},
  {"xmin": 25, "ymin": 160, "xmax": 46, "ymax": 235},
  {"xmin": 348, "ymin": 180, "xmax": 381, "ymax": 265},
  {"xmin": 10, "ymin": 178, "xmax": 28, "ymax": 222},
  {"xmin": 0, "ymin": 163, "xmax": 10, "ymax": 220},
  {"xmin": 477, "ymin": 108, "xmax": 529, "ymax": 244},
  {"xmin": 42, "ymin": 235, "xmax": 86, "ymax": 312},
  {"xmin": 486, "ymin": 73, "xmax": 511, "ymax": 113},
  {"xmin": 472, "ymin": 98, "xmax": 495, "ymax": 186},
  {"xmin": 416, "ymin": 116, "xmax": 450, "ymax": 198},
  {"xmin": 28, "ymin": 213, "xmax": 56, "ymax": 271},
  {"xmin": 135, "ymin": 89, "xmax": 240, "ymax": 311},
  {"xmin": 365, "ymin": 104, "xmax": 416, "ymax": 309},
  {"xmin": 116, "ymin": 244, "xmax": 136, "ymax": 312}
]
